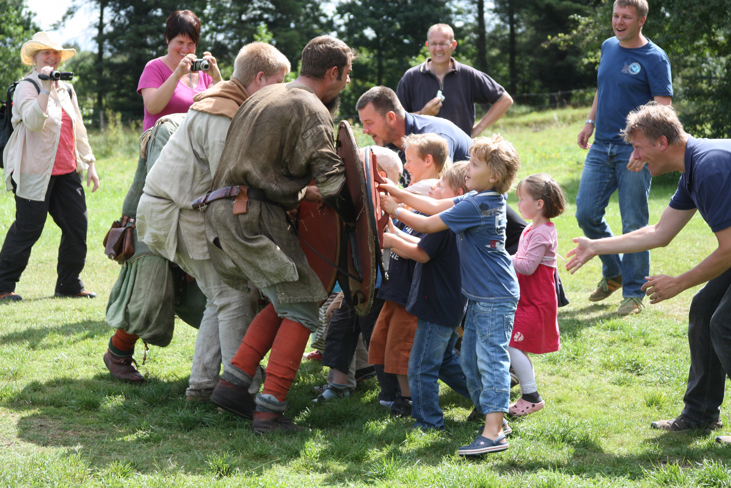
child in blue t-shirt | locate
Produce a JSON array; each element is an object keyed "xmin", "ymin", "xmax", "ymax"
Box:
[
  {"xmin": 383, "ymin": 162, "xmax": 471, "ymax": 431},
  {"xmin": 380, "ymin": 134, "xmax": 521, "ymax": 456}
]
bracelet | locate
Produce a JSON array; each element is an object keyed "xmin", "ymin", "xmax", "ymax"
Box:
[
  {"xmin": 585, "ymin": 119, "xmax": 595, "ymax": 126},
  {"xmin": 394, "ymin": 207, "xmax": 403, "ymax": 219},
  {"xmin": 40, "ymin": 89, "xmax": 50, "ymax": 95}
]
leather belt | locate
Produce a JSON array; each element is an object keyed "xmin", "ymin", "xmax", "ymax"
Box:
[{"xmin": 192, "ymin": 185, "xmax": 275, "ymax": 210}]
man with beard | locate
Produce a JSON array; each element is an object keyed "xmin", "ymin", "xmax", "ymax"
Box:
[{"xmin": 202, "ymin": 35, "xmax": 357, "ymax": 433}]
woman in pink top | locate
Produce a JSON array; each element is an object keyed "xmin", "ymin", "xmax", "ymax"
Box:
[
  {"xmin": 0, "ymin": 32, "xmax": 99, "ymax": 302},
  {"xmin": 508, "ymin": 174, "xmax": 567, "ymax": 417},
  {"xmin": 137, "ymin": 10, "xmax": 222, "ymax": 131}
]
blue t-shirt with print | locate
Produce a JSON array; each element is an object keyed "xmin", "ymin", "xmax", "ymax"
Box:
[
  {"xmin": 669, "ymin": 137, "xmax": 731, "ymax": 233},
  {"xmin": 406, "ymin": 229, "xmax": 467, "ymax": 328},
  {"xmin": 595, "ymin": 37, "xmax": 673, "ymax": 144},
  {"xmin": 439, "ymin": 191, "xmax": 519, "ymax": 301}
]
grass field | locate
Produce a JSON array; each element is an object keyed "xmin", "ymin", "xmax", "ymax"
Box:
[{"xmin": 1, "ymin": 107, "xmax": 730, "ymax": 487}]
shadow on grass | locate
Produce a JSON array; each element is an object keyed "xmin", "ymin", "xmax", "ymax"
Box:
[
  {"xmin": 558, "ymin": 303, "xmax": 618, "ymax": 338},
  {"xmin": 0, "ymin": 320, "xmax": 109, "ymax": 349}
]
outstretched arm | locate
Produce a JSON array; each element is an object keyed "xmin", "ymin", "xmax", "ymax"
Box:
[
  {"xmin": 382, "ymin": 232, "xmax": 430, "ymax": 263},
  {"xmin": 643, "ymin": 225, "xmax": 731, "ymax": 303},
  {"xmin": 566, "ymin": 206, "xmax": 695, "ymax": 274},
  {"xmin": 378, "ymin": 179, "xmax": 455, "ymax": 215}
]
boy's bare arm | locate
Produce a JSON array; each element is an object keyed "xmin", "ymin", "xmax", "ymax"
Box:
[
  {"xmin": 378, "ymin": 179, "xmax": 454, "ymax": 215},
  {"xmin": 388, "ymin": 219, "xmax": 421, "ymax": 244},
  {"xmin": 392, "ymin": 208, "xmax": 448, "ymax": 235},
  {"xmin": 383, "ymin": 233, "xmax": 430, "ymax": 263}
]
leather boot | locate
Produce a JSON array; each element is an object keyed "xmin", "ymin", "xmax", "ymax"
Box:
[
  {"xmin": 210, "ymin": 379, "xmax": 255, "ymax": 420},
  {"xmin": 103, "ymin": 349, "xmax": 144, "ymax": 382},
  {"xmin": 252, "ymin": 411, "xmax": 308, "ymax": 434}
]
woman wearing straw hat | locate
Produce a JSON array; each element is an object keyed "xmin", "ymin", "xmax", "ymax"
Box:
[
  {"xmin": 138, "ymin": 10, "xmax": 222, "ymax": 131},
  {"xmin": 0, "ymin": 31, "xmax": 99, "ymax": 302}
]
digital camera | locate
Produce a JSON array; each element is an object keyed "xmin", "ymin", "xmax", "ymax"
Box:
[{"xmin": 191, "ymin": 59, "xmax": 210, "ymax": 72}]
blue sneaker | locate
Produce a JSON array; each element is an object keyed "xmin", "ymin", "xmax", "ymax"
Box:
[{"xmin": 458, "ymin": 433, "xmax": 509, "ymax": 456}]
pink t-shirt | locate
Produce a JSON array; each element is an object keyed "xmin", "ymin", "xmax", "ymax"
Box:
[
  {"xmin": 52, "ymin": 109, "xmax": 76, "ymax": 175},
  {"xmin": 137, "ymin": 57, "xmax": 213, "ymax": 131}
]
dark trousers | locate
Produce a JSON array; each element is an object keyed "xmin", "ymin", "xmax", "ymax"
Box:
[
  {"xmin": 681, "ymin": 267, "xmax": 731, "ymax": 424},
  {"xmin": 0, "ymin": 171, "xmax": 88, "ymax": 294},
  {"xmin": 322, "ymin": 295, "xmax": 400, "ymax": 401}
]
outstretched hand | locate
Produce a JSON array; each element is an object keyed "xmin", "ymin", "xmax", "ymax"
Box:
[
  {"xmin": 380, "ymin": 193, "xmax": 398, "ymax": 215},
  {"xmin": 377, "ymin": 178, "xmax": 401, "ymax": 196},
  {"xmin": 566, "ymin": 236, "xmax": 597, "ymax": 274}
]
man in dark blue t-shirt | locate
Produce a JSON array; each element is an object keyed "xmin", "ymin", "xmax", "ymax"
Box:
[
  {"xmin": 567, "ymin": 103, "xmax": 731, "ymax": 439},
  {"xmin": 574, "ymin": 0, "xmax": 672, "ymax": 317}
]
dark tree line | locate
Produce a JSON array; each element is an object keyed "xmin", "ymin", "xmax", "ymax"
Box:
[{"xmin": 3, "ymin": 0, "xmax": 731, "ymax": 137}]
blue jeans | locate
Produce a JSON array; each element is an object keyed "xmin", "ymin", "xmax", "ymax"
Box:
[
  {"xmin": 461, "ymin": 299, "xmax": 518, "ymax": 414},
  {"xmin": 575, "ymin": 141, "xmax": 651, "ymax": 298},
  {"xmin": 408, "ymin": 319, "xmax": 470, "ymax": 429},
  {"xmin": 681, "ymin": 267, "xmax": 731, "ymax": 424}
]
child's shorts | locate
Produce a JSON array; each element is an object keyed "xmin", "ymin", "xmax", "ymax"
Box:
[{"xmin": 367, "ymin": 300, "xmax": 418, "ymax": 375}]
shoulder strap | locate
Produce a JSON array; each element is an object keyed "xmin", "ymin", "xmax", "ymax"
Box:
[{"xmin": 22, "ymin": 78, "xmax": 41, "ymax": 95}]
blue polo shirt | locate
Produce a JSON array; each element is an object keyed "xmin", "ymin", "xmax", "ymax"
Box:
[
  {"xmin": 387, "ymin": 113, "xmax": 472, "ymax": 186},
  {"xmin": 669, "ymin": 137, "xmax": 731, "ymax": 233}
]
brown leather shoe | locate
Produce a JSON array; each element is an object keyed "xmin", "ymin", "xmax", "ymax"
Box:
[
  {"xmin": 0, "ymin": 291, "xmax": 22, "ymax": 302},
  {"xmin": 103, "ymin": 349, "xmax": 144, "ymax": 382},
  {"xmin": 252, "ymin": 411, "xmax": 309, "ymax": 434},
  {"xmin": 210, "ymin": 379, "xmax": 255, "ymax": 420},
  {"xmin": 55, "ymin": 290, "xmax": 97, "ymax": 298}
]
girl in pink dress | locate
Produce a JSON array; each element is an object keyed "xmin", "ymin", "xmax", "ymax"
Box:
[{"xmin": 508, "ymin": 174, "xmax": 567, "ymax": 416}]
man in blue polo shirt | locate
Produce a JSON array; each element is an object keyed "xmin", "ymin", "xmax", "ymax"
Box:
[
  {"xmin": 567, "ymin": 103, "xmax": 731, "ymax": 437},
  {"xmin": 575, "ymin": 0, "xmax": 672, "ymax": 316},
  {"xmin": 356, "ymin": 86, "xmax": 470, "ymax": 187},
  {"xmin": 397, "ymin": 23, "xmax": 513, "ymax": 138},
  {"xmin": 356, "ymin": 86, "xmax": 526, "ymax": 254}
]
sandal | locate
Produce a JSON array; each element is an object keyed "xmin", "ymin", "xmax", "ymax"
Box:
[
  {"xmin": 458, "ymin": 433, "xmax": 509, "ymax": 456},
  {"xmin": 509, "ymin": 398, "xmax": 545, "ymax": 416}
]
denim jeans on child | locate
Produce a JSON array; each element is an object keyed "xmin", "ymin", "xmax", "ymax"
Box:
[
  {"xmin": 575, "ymin": 141, "xmax": 651, "ymax": 298},
  {"xmin": 408, "ymin": 319, "xmax": 471, "ymax": 429},
  {"xmin": 461, "ymin": 299, "xmax": 518, "ymax": 414},
  {"xmin": 681, "ymin": 267, "xmax": 731, "ymax": 425}
]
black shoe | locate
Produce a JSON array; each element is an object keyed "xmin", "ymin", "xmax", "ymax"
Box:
[
  {"xmin": 0, "ymin": 291, "xmax": 22, "ymax": 302},
  {"xmin": 390, "ymin": 395, "xmax": 412, "ymax": 418},
  {"xmin": 210, "ymin": 379, "xmax": 255, "ymax": 420},
  {"xmin": 355, "ymin": 366, "xmax": 377, "ymax": 383}
]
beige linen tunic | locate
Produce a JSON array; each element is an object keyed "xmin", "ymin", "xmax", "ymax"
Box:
[
  {"xmin": 206, "ymin": 82, "xmax": 345, "ymax": 304},
  {"xmin": 2, "ymin": 71, "xmax": 95, "ymax": 201},
  {"xmin": 137, "ymin": 109, "xmax": 231, "ymax": 261}
]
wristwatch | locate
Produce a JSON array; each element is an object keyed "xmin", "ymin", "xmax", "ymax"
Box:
[{"xmin": 585, "ymin": 119, "xmax": 596, "ymax": 126}]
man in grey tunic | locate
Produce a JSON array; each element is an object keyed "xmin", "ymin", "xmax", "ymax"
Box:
[
  {"xmin": 135, "ymin": 43, "xmax": 291, "ymax": 400},
  {"xmin": 204, "ymin": 36, "xmax": 357, "ymax": 433}
]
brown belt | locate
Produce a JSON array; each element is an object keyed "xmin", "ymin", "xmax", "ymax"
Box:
[{"xmin": 192, "ymin": 185, "xmax": 276, "ymax": 215}]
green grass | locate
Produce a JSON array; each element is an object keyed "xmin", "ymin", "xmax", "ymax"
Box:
[{"xmin": 2, "ymin": 109, "xmax": 730, "ymax": 487}]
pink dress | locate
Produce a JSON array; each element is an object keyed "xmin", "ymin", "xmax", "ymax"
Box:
[
  {"xmin": 509, "ymin": 222, "xmax": 560, "ymax": 354},
  {"xmin": 137, "ymin": 57, "xmax": 213, "ymax": 131}
]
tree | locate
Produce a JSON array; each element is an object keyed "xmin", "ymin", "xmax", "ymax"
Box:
[
  {"xmin": 336, "ymin": 0, "xmax": 453, "ymax": 118},
  {"xmin": 0, "ymin": 0, "xmax": 40, "ymax": 90}
]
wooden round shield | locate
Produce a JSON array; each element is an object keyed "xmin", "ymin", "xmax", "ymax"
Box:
[
  {"xmin": 336, "ymin": 121, "xmax": 387, "ymax": 316},
  {"xmin": 296, "ymin": 191, "xmax": 341, "ymax": 298}
]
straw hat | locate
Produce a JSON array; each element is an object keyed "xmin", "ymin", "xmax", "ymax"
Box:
[{"xmin": 21, "ymin": 32, "xmax": 76, "ymax": 66}]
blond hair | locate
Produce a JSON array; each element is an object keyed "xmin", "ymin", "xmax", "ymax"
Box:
[
  {"xmin": 614, "ymin": 0, "xmax": 648, "ymax": 18},
  {"xmin": 402, "ymin": 133, "xmax": 450, "ymax": 176},
  {"xmin": 442, "ymin": 161, "xmax": 469, "ymax": 194},
  {"xmin": 232, "ymin": 42, "xmax": 291, "ymax": 87},
  {"xmin": 469, "ymin": 134, "xmax": 521, "ymax": 194},
  {"xmin": 621, "ymin": 102, "xmax": 687, "ymax": 146},
  {"xmin": 517, "ymin": 173, "xmax": 566, "ymax": 219}
]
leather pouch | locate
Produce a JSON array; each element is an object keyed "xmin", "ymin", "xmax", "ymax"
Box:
[{"xmin": 103, "ymin": 216, "xmax": 136, "ymax": 262}]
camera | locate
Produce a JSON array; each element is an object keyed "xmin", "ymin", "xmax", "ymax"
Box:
[
  {"xmin": 190, "ymin": 59, "xmax": 209, "ymax": 72},
  {"xmin": 38, "ymin": 71, "xmax": 74, "ymax": 81}
]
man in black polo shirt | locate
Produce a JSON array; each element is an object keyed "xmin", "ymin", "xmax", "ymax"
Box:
[{"xmin": 396, "ymin": 23, "xmax": 513, "ymax": 138}]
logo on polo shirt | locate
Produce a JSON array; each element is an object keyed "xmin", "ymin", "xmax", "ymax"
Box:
[{"xmin": 622, "ymin": 62, "xmax": 641, "ymax": 75}]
